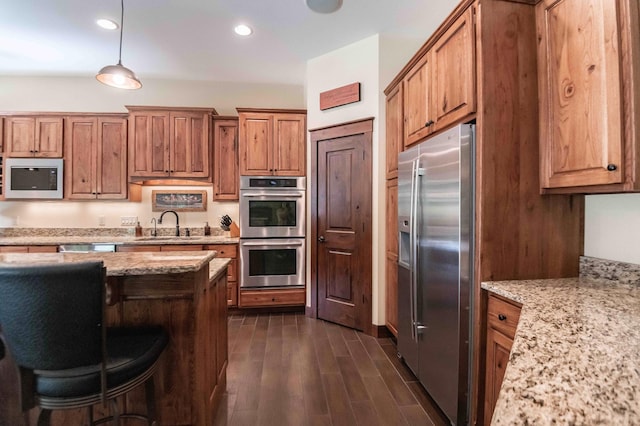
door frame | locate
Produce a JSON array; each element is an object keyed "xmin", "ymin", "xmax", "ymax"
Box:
[{"xmin": 309, "ymin": 117, "xmax": 374, "ymax": 334}]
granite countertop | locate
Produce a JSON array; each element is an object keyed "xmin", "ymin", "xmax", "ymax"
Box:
[
  {"xmin": 0, "ymin": 250, "xmax": 218, "ymax": 276},
  {"xmin": 209, "ymin": 257, "xmax": 231, "ymax": 280},
  {"xmin": 482, "ymin": 257, "xmax": 640, "ymax": 424},
  {"xmin": 0, "ymin": 235, "xmax": 239, "ymax": 246}
]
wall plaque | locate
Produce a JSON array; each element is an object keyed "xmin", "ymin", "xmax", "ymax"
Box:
[{"xmin": 320, "ymin": 82, "xmax": 361, "ymax": 110}]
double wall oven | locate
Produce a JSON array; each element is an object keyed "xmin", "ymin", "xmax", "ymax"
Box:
[{"xmin": 239, "ymin": 176, "xmax": 305, "ymax": 288}]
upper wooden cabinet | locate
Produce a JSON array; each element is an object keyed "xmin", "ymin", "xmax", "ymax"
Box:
[
  {"xmin": 402, "ymin": 7, "xmax": 476, "ymax": 148},
  {"xmin": 64, "ymin": 115, "xmax": 128, "ymax": 200},
  {"xmin": 238, "ymin": 108, "xmax": 307, "ymax": 176},
  {"xmin": 4, "ymin": 116, "xmax": 63, "ymax": 157},
  {"xmin": 386, "ymin": 84, "xmax": 403, "ymax": 179},
  {"xmin": 537, "ymin": 0, "xmax": 640, "ymax": 193},
  {"xmin": 212, "ymin": 117, "xmax": 239, "ymax": 200},
  {"xmin": 127, "ymin": 106, "xmax": 214, "ymax": 180}
]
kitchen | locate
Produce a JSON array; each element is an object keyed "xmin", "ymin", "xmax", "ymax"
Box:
[{"xmin": 1, "ymin": 0, "xmax": 640, "ymax": 425}]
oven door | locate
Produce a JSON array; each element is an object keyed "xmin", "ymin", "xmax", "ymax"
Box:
[
  {"xmin": 239, "ymin": 190, "xmax": 305, "ymax": 238},
  {"xmin": 240, "ymin": 238, "xmax": 305, "ymax": 288}
]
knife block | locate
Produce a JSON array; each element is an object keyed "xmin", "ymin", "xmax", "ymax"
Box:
[{"xmin": 229, "ymin": 221, "xmax": 240, "ymax": 237}]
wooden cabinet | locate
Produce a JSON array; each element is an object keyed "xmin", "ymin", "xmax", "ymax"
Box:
[
  {"xmin": 212, "ymin": 117, "xmax": 239, "ymax": 200},
  {"xmin": 402, "ymin": 6, "xmax": 475, "ymax": 148},
  {"xmin": 204, "ymin": 244, "xmax": 239, "ymax": 307},
  {"xmin": 238, "ymin": 108, "xmax": 307, "ymax": 176},
  {"xmin": 537, "ymin": 0, "xmax": 640, "ymax": 193},
  {"xmin": 127, "ymin": 106, "xmax": 214, "ymax": 180},
  {"xmin": 430, "ymin": 7, "xmax": 476, "ymax": 133},
  {"xmin": 403, "ymin": 53, "xmax": 432, "ymax": 147},
  {"xmin": 484, "ymin": 294, "xmax": 521, "ymax": 425},
  {"xmin": 239, "ymin": 287, "xmax": 305, "ymax": 307},
  {"xmin": 4, "ymin": 116, "xmax": 63, "ymax": 157},
  {"xmin": 0, "ymin": 245, "xmax": 58, "ymax": 253},
  {"xmin": 385, "ymin": 178, "xmax": 398, "ymax": 336},
  {"xmin": 64, "ymin": 116, "xmax": 128, "ymax": 200},
  {"xmin": 385, "ymin": 84, "xmax": 403, "ymax": 179}
]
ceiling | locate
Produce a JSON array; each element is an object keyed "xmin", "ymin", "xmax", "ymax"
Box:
[{"xmin": 0, "ymin": 0, "xmax": 457, "ymax": 86}]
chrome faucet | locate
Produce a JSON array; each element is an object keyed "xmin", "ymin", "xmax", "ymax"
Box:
[
  {"xmin": 158, "ymin": 210, "xmax": 180, "ymax": 236},
  {"xmin": 150, "ymin": 218, "xmax": 157, "ymax": 237}
]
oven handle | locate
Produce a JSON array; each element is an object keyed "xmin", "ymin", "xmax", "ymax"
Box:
[
  {"xmin": 241, "ymin": 241, "xmax": 304, "ymax": 247},
  {"xmin": 241, "ymin": 192, "xmax": 304, "ymax": 198}
]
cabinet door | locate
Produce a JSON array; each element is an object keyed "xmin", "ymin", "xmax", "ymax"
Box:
[
  {"xmin": 272, "ymin": 113, "xmax": 306, "ymax": 176},
  {"xmin": 170, "ymin": 112, "xmax": 209, "ymax": 178},
  {"xmin": 213, "ymin": 119, "xmax": 239, "ymax": 200},
  {"xmin": 386, "ymin": 178, "xmax": 398, "ymax": 256},
  {"xmin": 128, "ymin": 112, "xmax": 170, "ymax": 177},
  {"xmin": 97, "ymin": 118, "xmax": 127, "ymax": 199},
  {"xmin": 403, "ymin": 53, "xmax": 432, "ymax": 147},
  {"xmin": 537, "ymin": 0, "xmax": 623, "ymax": 188},
  {"xmin": 386, "ymin": 84, "xmax": 403, "ymax": 178},
  {"xmin": 239, "ymin": 113, "xmax": 272, "ymax": 175},
  {"xmin": 65, "ymin": 117, "xmax": 98, "ymax": 200},
  {"xmin": 484, "ymin": 327, "xmax": 513, "ymax": 425},
  {"xmin": 5, "ymin": 117, "xmax": 36, "ymax": 157},
  {"xmin": 385, "ymin": 252, "xmax": 398, "ymax": 337},
  {"xmin": 35, "ymin": 117, "xmax": 64, "ymax": 157},
  {"xmin": 431, "ymin": 7, "xmax": 476, "ymax": 132}
]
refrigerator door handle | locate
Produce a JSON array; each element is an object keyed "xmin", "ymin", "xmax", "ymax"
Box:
[
  {"xmin": 408, "ymin": 158, "xmax": 416, "ymax": 341},
  {"xmin": 410, "ymin": 158, "xmax": 422, "ymax": 341}
]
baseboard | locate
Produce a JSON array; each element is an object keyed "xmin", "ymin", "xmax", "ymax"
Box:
[
  {"xmin": 227, "ymin": 306, "xmax": 305, "ymax": 315},
  {"xmin": 370, "ymin": 324, "xmax": 393, "ymax": 338}
]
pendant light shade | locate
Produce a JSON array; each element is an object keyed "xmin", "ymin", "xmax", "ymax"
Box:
[{"xmin": 96, "ymin": 0, "xmax": 142, "ymax": 89}]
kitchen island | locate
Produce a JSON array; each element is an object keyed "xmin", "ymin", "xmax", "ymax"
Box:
[
  {"xmin": 0, "ymin": 251, "xmax": 230, "ymax": 426},
  {"xmin": 482, "ymin": 256, "xmax": 640, "ymax": 424}
]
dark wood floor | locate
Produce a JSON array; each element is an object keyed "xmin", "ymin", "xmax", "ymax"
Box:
[{"xmin": 214, "ymin": 313, "xmax": 449, "ymax": 426}]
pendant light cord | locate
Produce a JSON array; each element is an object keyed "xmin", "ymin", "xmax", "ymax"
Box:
[{"xmin": 118, "ymin": 0, "xmax": 124, "ymax": 65}]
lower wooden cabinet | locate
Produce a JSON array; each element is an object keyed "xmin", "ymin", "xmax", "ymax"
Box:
[
  {"xmin": 239, "ymin": 288, "xmax": 305, "ymax": 308},
  {"xmin": 204, "ymin": 244, "xmax": 238, "ymax": 307},
  {"xmin": 484, "ymin": 294, "xmax": 522, "ymax": 425},
  {"xmin": 0, "ymin": 245, "xmax": 58, "ymax": 253}
]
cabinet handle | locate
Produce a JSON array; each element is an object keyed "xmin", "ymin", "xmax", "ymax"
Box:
[
  {"xmin": 607, "ymin": 164, "xmax": 617, "ymax": 171},
  {"xmin": 498, "ymin": 314, "xmax": 506, "ymax": 321},
  {"xmin": 425, "ymin": 120, "xmax": 434, "ymax": 127}
]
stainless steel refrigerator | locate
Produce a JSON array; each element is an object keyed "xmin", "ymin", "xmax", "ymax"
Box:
[{"xmin": 397, "ymin": 123, "xmax": 474, "ymax": 425}]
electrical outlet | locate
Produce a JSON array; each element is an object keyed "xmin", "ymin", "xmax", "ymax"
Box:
[{"xmin": 120, "ymin": 216, "xmax": 137, "ymax": 226}]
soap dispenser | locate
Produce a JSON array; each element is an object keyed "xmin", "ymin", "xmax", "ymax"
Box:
[
  {"xmin": 135, "ymin": 221, "xmax": 143, "ymax": 237},
  {"xmin": 204, "ymin": 222, "xmax": 211, "ymax": 236}
]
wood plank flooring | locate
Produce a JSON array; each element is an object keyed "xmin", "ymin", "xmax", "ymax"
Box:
[{"xmin": 214, "ymin": 313, "xmax": 449, "ymax": 426}]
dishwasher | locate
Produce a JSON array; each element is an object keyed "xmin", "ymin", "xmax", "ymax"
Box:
[{"xmin": 58, "ymin": 243, "xmax": 117, "ymax": 253}]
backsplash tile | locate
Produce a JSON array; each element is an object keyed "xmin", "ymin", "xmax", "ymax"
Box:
[{"xmin": 580, "ymin": 255, "xmax": 640, "ymax": 286}]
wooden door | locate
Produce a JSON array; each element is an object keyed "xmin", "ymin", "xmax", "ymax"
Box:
[
  {"xmin": 212, "ymin": 118, "xmax": 239, "ymax": 200},
  {"xmin": 537, "ymin": 0, "xmax": 623, "ymax": 188},
  {"xmin": 239, "ymin": 113, "xmax": 272, "ymax": 175},
  {"xmin": 97, "ymin": 117, "xmax": 127, "ymax": 199},
  {"xmin": 312, "ymin": 119, "xmax": 372, "ymax": 331},
  {"xmin": 170, "ymin": 112, "xmax": 209, "ymax": 178},
  {"xmin": 35, "ymin": 117, "xmax": 64, "ymax": 157},
  {"xmin": 386, "ymin": 84, "xmax": 403, "ymax": 178},
  {"xmin": 431, "ymin": 7, "xmax": 476, "ymax": 132},
  {"xmin": 403, "ymin": 53, "xmax": 432, "ymax": 147},
  {"xmin": 65, "ymin": 117, "xmax": 98, "ymax": 199},
  {"xmin": 128, "ymin": 111, "xmax": 170, "ymax": 177},
  {"xmin": 272, "ymin": 113, "xmax": 306, "ymax": 176}
]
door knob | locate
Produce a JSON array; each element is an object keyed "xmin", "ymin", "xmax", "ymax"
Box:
[{"xmin": 318, "ymin": 236, "xmax": 325, "ymax": 242}]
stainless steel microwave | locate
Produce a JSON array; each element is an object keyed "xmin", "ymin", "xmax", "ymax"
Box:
[{"xmin": 5, "ymin": 158, "xmax": 64, "ymax": 199}]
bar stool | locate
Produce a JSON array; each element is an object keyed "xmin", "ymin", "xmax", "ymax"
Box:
[{"xmin": 0, "ymin": 261, "xmax": 168, "ymax": 426}]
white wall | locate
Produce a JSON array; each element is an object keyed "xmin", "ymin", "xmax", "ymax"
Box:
[
  {"xmin": 0, "ymin": 75, "xmax": 304, "ymax": 231},
  {"xmin": 584, "ymin": 194, "xmax": 640, "ymax": 264}
]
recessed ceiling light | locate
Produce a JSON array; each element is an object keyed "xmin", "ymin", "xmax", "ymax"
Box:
[
  {"xmin": 234, "ymin": 24, "xmax": 253, "ymax": 36},
  {"xmin": 97, "ymin": 18, "xmax": 119, "ymax": 30}
]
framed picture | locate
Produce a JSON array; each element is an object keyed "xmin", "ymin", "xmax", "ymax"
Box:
[{"xmin": 151, "ymin": 190, "xmax": 207, "ymax": 212}]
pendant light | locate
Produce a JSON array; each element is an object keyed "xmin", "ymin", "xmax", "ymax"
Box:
[{"xmin": 96, "ymin": 0, "xmax": 142, "ymax": 89}]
